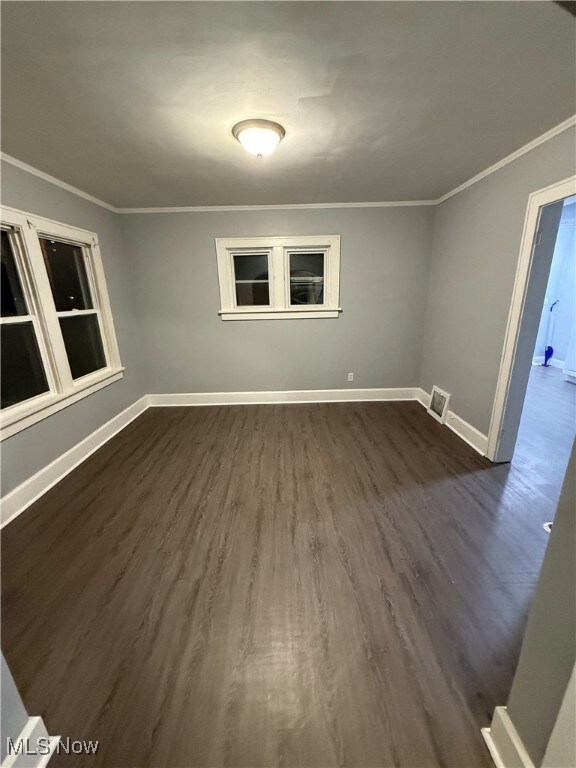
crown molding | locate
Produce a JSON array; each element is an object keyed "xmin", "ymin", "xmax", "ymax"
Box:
[
  {"xmin": 1, "ymin": 152, "xmax": 120, "ymax": 213},
  {"xmin": 117, "ymin": 200, "xmax": 436, "ymax": 213},
  {"xmin": 2, "ymin": 115, "xmax": 574, "ymax": 214},
  {"xmin": 436, "ymin": 115, "xmax": 576, "ymax": 204}
]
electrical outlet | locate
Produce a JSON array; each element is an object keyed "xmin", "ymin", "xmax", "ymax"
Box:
[{"xmin": 348, "ymin": 372, "xmax": 354, "ymax": 382}]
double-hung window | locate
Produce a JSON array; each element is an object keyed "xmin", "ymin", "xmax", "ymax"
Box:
[
  {"xmin": 215, "ymin": 235, "xmax": 341, "ymax": 320},
  {"xmin": 1, "ymin": 207, "xmax": 123, "ymax": 439}
]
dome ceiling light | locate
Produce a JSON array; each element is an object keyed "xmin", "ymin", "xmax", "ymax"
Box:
[{"xmin": 232, "ymin": 119, "xmax": 286, "ymax": 158}]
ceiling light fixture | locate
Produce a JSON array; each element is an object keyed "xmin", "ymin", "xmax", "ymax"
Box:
[{"xmin": 232, "ymin": 119, "xmax": 285, "ymax": 158}]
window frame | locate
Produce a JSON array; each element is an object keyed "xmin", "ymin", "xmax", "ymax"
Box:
[
  {"xmin": 215, "ymin": 235, "xmax": 341, "ymax": 320},
  {"xmin": 1, "ymin": 206, "xmax": 124, "ymax": 440}
]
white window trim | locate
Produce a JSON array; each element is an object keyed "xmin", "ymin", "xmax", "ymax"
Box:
[
  {"xmin": 215, "ymin": 235, "xmax": 341, "ymax": 320},
  {"xmin": 1, "ymin": 206, "xmax": 124, "ymax": 440}
]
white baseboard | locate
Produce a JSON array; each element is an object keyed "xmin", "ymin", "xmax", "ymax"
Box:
[
  {"xmin": 416, "ymin": 388, "xmax": 431, "ymax": 408},
  {"xmin": 147, "ymin": 387, "xmax": 421, "ymax": 407},
  {"xmin": 1, "ymin": 386, "xmax": 490, "ymax": 530},
  {"xmin": 417, "ymin": 390, "xmax": 487, "ymax": 456},
  {"xmin": 1, "ymin": 716, "xmax": 59, "ymax": 768},
  {"xmin": 0, "ymin": 389, "xmax": 421, "ymax": 528},
  {"xmin": 532, "ymin": 356, "xmax": 566, "ymax": 369},
  {"xmin": 0, "ymin": 397, "xmax": 149, "ymax": 529},
  {"xmin": 445, "ymin": 410, "xmax": 488, "ymax": 456},
  {"xmin": 482, "ymin": 707, "xmax": 535, "ymax": 768}
]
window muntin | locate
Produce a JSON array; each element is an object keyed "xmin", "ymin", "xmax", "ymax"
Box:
[
  {"xmin": 0, "ymin": 208, "xmax": 123, "ymax": 440},
  {"xmin": 215, "ymin": 236, "xmax": 340, "ymax": 320}
]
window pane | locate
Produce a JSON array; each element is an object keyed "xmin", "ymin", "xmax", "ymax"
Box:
[
  {"xmin": 40, "ymin": 238, "xmax": 93, "ymax": 311},
  {"xmin": 233, "ymin": 254, "xmax": 269, "ymax": 281},
  {"xmin": 1, "ymin": 323, "xmax": 49, "ymax": 408},
  {"xmin": 1, "ymin": 230, "xmax": 27, "ymax": 317},
  {"xmin": 290, "ymin": 252, "xmax": 324, "ymax": 305},
  {"xmin": 235, "ymin": 282, "xmax": 270, "ymax": 306},
  {"xmin": 59, "ymin": 314, "xmax": 106, "ymax": 379},
  {"xmin": 290, "ymin": 252, "xmax": 324, "ymax": 278}
]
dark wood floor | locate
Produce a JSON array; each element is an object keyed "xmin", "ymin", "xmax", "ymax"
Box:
[{"xmin": 1, "ymin": 396, "xmax": 571, "ymax": 767}]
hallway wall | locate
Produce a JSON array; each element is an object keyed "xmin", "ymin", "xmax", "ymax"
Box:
[
  {"xmin": 0, "ymin": 654, "xmax": 28, "ymax": 762},
  {"xmin": 506, "ymin": 443, "xmax": 576, "ymax": 765}
]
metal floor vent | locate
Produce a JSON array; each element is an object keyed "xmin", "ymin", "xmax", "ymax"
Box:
[{"xmin": 428, "ymin": 386, "xmax": 451, "ymax": 424}]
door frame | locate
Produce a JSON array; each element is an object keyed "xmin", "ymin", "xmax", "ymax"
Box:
[{"xmin": 486, "ymin": 175, "xmax": 576, "ymax": 462}]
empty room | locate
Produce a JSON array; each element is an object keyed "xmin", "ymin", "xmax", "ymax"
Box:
[{"xmin": 1, "ymin": 2, "xmax": 575, "ymax": 768}]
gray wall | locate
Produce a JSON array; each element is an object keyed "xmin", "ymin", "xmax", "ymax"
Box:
[
  {"xmin": 419, "ymin": 126, "xmax": 576, "ymax": 435},
  {"xmin": 2, "ymin": 125, "xmax": 574, "ymax": 493},
  {"xmin": 1, "ymin": 653, "xmax": 29, "ymax": 761},
  {"xmin": 506, "ymin": 443, "xmax": 575, "ymax": 766},
  {"xmin": 542, "ymin": 665, "xmax": 576, "ymax": 768},
  {"xmin": 0, "ymin": 161, "xmax": 145, "ymax": 495},
  {"xmin": 121, "ymin": 207, "xmax": 434, "ymax": 394}
]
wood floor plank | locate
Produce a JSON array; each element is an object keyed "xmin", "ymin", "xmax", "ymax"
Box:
[{"xmin": 2, "ymin": 378, "xmax": 574, "ymax": 767}]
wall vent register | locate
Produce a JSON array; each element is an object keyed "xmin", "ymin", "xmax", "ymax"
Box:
[
  {"xmin": 215, "ymin": 236, "xmax": 341, "ymax": 320},
  {"xmin": 427, "ymin": 385, "xmax": 451, "ymax": 424}
]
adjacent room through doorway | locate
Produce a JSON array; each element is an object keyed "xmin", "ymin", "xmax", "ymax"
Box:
[{"xmin": 514, "ymin": 195, "xmax": 576, "ymax": 511}]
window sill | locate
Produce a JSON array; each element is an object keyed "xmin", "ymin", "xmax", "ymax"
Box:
[
  {"xmin": 0, "ymin": 368, "xmax": 125, "ymax": 441},
  {"xmin": 219, "ymin": 308, "xmax": 342, "ymax": 321}
]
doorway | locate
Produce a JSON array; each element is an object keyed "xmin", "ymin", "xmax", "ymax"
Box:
[{"xmin": 487, "ymin": 178, "xmax": 576, "ymax": 488}]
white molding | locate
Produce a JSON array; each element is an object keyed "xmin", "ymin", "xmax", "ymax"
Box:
[
  {"xmin": 3, "ymin": 116, "xmax": 574, "ymax": 213},
  {"xmin": 215, "ymin": 235, "xmax": 341, "ymax": 320},
  {"xmin": 117, "ymin": 200, "xmax": 436, "ymax": 213},
  {"xmin": 147, "ymin": 387, "xmax": 421, "ymax": 407},
  {"xmin": 418, "ymin": 389, "xmax": 487, "ymax": 456},
  {"xmin": 482, "ymin": 729, "xmax": 506, "ymax": 768},
  {"xmin": 437, "ymin": 116, "xmax": 576, "ymax": 204},
  {"xmin": 0, "ymin": 205, "xmax": 125, "ymax": 440},
  {"xmin": 482, "ymin": 707, "xmax": 536, "ymax": 768},
  {"xmin": 487, "ymin": 176, "xmax": 576, "ymax": 462},
  {"xmin": 1, "ymin": 716, "xmax": 59, "ymax": 768},
  {"xmin": 220, "ymin": 310, "xmax": 341, "ymax": 320},
  {"xmin": 445, "ymin": 410, "xmax": 488, "ymax": 456},
  {"xmin": 0, "ymin": 396, "xmax": 148, "ymax": 528},
  {"xmin": 0, "ymin": 371, "xmax": 124, "ymax": 441},
  {"xmin": 416, "ymin": 388, "xmax": 431, "ymax": 408},
  {"xmin": 0, "ymin": 153, "xmax": 118, "ymax": 213},
  {"xmin": 1, "ymin": 386, "xmax": 494, "ymax": 530}
]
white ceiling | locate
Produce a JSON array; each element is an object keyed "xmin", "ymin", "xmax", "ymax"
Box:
[{"xmin": 2, "ymin": 2, "xmax": 575, "ymax": 208}]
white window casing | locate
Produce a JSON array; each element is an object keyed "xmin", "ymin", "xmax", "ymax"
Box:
[
  {"xmin": 1, "ymin": 206, "xmax": 124, "ymax": 440},
  {"xmin": 215, "ymin": 235, "xmax": 341, "ymax": 320}
]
